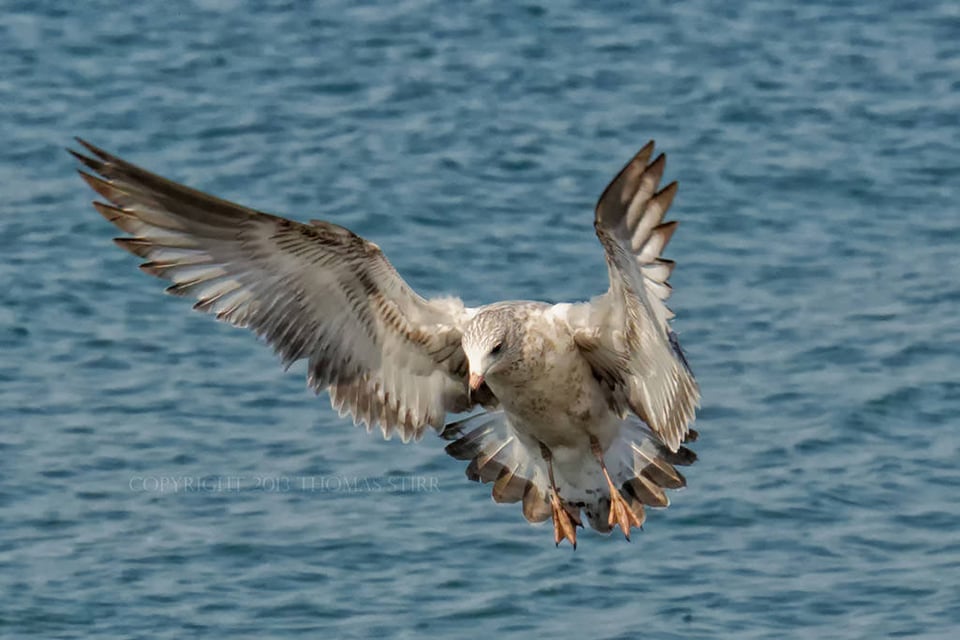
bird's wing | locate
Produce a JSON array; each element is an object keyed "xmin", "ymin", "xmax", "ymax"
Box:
[
  {"xmin": 71, "ymin": 139, "xmax": 487, "ymax": 442},
  {"xmin": 572, "ymin": 141, "xmax": 699, "ymax": 451}
]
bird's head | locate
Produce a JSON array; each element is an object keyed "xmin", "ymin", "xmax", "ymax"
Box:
[{"xmin": 461, "ymin": 309, "xmax": 521, "ymax": 392}]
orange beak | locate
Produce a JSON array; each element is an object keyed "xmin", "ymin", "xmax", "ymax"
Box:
[{"xmin": 468, "ymin": 372, "xmax": 484, "ymax": 391}]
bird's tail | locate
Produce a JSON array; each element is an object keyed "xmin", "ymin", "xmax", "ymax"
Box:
[
  {"xmin": 584, "ymin": 418, "xmax": 698, "ymax": 533},
  {"xmin": 441, "ymin": 412, "xmax": 554, "ymax": 523},
  {"xmin": 441, "ymin": 412, "xmax": 697, "ymax": 534}
]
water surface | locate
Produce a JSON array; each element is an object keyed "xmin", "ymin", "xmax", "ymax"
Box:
[{"xmin": 2, "ymin": 1, "xmax": 959, "ymax": 638}]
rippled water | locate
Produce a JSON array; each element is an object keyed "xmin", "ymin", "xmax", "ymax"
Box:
[{"xmin": 2, "ymin": 1, "xmax": 959, "ymax": 638}]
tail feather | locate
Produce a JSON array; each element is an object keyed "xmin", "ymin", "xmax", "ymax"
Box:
[
  {"xmin": 625, "ymin": 495, "xmax": 647, "ymax": 528},
  {"xmin": 522, "ymin": 484, "xmax": 551, "ymax": 523},
  {"xmin": 492, "ymin": 464, "xmax": 528, "ymax": 504},
  {"xmin": 629, "ymin": 440, "xmax": 688, "ymax": 489},
  {"xmin": 442, "ymin": 412, "xmax": 696, "ymax": 539},
  {"xmin": 625, "ymin": 475, "xmax": 669, "ymax": 508},
  {"xmin": 442, "ymin": 412, "xmax": 550, "ymax": 520}
]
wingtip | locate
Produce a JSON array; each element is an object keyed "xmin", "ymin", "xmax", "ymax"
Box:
[
  {"xmin": 594, "ymin": 141, "xmax": 665, "ymax": 226},
  {"xmin": 654, "ymin": 220, "xmax": 680, "ymax": 248},
  {"xmin": 73, "ymin": 137, "xmax": 108, "ymax": 158},
  {"xmin": 627, "ymin": 141, "xmax": 657, "ymax": 181},
  {"xmin": 658, "ymin": 180, "xmax": 679, "ymax": 198},
  {"xmin": 113, "ymin": 237, "xmax": 153, "ymax": 258},
  {"xmin": 76, "ymin": 169, "xmax": 114, "ymax": 198},
  {"xmin": 649, "ymin": 152, "xmax": 667, "ymax": 174},
  {"xmin": 76, "ymin": 169, "xmax": 99, "ymax": 186},
  {"xmin": 68, "ymin": 148, "xmax": 95, "ymax": 168},
  {"xmin": 73, "ymin": 150, "xmax": 106, "ymax": 175},
  {"xmin": 70, "ymin": 139, "xmax": 117, "ymax": 173}
]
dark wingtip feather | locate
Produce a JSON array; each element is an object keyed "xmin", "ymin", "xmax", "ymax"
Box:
[
  {"xmin": 653, "ymin": 220, "xmax": 680, "ymax": 248},
  {"xmin": 594, "ymin": 141, "xmax": 657, "ymax": 226},
  {"xmin": 91, "ymin": 201, "xmax": 140, "ymax": 234},
  {"xmin": 630, "ymin": 140, "xmax": 656, "ymax": 169},
  {"xmin": 113, "ymin": 237, "xmax": 153, "ymax": 258},
  {"xmin": 76, "ymin": 170, "xmax": 117, "ymax": 202},
  {"xmin": 140, "ymin": 261, "xmax": 178, "ymax": 279},
  {"xmin": 68, "ymin": 148, "xmax": 103, "ymax": 174},
  {"xmin": 74, "ymin": 137, "xmax": 111, "ymax": 160},
  {"xmin": 648, "ymin": 152, "xmax": 667, "ymax": 174},
  {"xmin": 66, "ymin": 147, "xmax": 102, "ymax": 173},
  {"xmin": 653, "ymin": 180, "xmax": 679, "ymax": 212}
]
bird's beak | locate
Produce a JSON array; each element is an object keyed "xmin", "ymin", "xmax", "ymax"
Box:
[{"xmin": 468, "ymin": 372, "xmax": 484, "ymax": 391}]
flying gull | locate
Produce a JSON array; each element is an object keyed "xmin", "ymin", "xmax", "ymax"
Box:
[{"xmin": 71, "ymin": 139, "xmax": 700, "ymax": 547}]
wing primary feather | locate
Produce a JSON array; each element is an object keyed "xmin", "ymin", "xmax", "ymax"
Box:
[
  {"xmin": 72, "ymin": 140, "xmax": 483, "ymax": 440},
  {"xmin": 586, "ymin": 142, "xmax": 700, "ymax": 451}
]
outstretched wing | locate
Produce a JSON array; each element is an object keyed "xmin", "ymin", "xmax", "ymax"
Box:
[
  {"xmin": 574, "ymin": 141, "xmax": 700, "ymax": 451},
  {"xmin": 71, "ymin": 139, "xmax": 481, "ymax": 442}
]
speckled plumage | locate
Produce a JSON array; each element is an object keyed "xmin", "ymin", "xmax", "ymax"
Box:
[{"xmin": 72, "ymin": 138, "xmax": 700, "ymax": 545}]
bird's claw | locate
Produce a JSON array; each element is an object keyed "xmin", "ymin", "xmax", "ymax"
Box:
[
  {"xmin": 550, "ymin": 493, "xmax": 581, "ymax": 549},
  {"xmin": 608, "ymin": 485, "xmax": 642, "ymax": 540}
]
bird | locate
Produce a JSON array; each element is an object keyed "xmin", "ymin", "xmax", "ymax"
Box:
[{"xmin": 70, "ymin": 138, "xmax": 700, "ymax": 548}]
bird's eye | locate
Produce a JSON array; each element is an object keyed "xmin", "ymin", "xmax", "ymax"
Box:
[{"xmin": 490, "ymin": 342, "xmax": 503, "ymax": 355}]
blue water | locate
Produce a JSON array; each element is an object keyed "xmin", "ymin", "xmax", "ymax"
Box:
[{"xmin": 2, "ymin": 1, "xmax": 959, "ymax": 637}]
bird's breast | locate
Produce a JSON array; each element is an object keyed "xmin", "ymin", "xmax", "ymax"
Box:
[{"xmin": 490, "ymin": 330, "xmax": 616, "ymax": 451}]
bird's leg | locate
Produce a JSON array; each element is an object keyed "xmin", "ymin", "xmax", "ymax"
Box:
[
  {"xmin": 539, "ymin": 442, "xmax": 580, "ymax": 548},
  {"xmin": 590, "ymin": 435, "xmax": 642, "ymax": 540}
]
